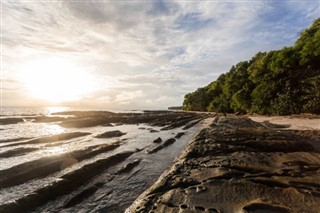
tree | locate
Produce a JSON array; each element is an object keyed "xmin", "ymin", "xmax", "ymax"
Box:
[{"xmin": 183, "ymin": 18, "xmax": 320, "ymax": 115}]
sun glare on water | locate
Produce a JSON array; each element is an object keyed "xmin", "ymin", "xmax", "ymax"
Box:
[
  {"xmin": 46, "ymin": 146, "xmax": 65, "ymax": 155},
  {"xmin": 20, "ymin": 58, "xmax": 96, "ymax": 103}
]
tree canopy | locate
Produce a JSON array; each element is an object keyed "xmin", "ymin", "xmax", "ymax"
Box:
[{"xmin": 183, "ymin": 18, "xmax": 320, "ymax": 115}]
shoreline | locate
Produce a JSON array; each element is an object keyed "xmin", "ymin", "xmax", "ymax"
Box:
[
  {"xmin": 0, "ymin": 110, "xmax": 214, "ymax": 212},
  {"xmin": 126, "ymin": 115, "xmax": 320, "ymax": 213},
  {"xmin": 1, "ymin": 110, "xmax": 320, "ymax": 212}
]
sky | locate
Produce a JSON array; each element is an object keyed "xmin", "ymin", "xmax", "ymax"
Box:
[{"xmin": 1, "ymin": 0, "xmax": 319, "ymax": 110}]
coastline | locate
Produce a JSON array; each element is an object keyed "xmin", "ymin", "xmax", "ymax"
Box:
[
  {"xmin": 126, "ymin": 115, "xmax": 320, "ymax": 213},
  {"xmin": 0, "ymin": 110, "xmax": 214, "ymax": 212}
]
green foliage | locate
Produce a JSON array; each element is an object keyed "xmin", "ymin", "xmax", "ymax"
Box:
[
  {"xmin": 301, "ymin": 75, "xmax": 320, "ymax": 114},
  {"xmin": 183, "ymin": 18, "xmax": 320, "ymax": 115},
  {"xmin": 183, "ymin": 87, "xmax": 211, "ymax": 111}
]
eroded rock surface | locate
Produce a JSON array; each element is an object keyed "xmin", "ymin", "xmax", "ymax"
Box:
[
  {"xmin": 127, "ymin": 116, "xmax": 320, "ymax": 213},
  {"xmin": 0, "ymin": 111, "xmax": 212, "ymax": 213}
]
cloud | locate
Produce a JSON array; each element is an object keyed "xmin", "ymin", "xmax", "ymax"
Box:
[
  {"xmin": 2, "ymin": 1, "xmax": 319, "ymax": 108},
  {"xmin": 115, "ymin": 90, "xmax": 144, "ymax": 105}
]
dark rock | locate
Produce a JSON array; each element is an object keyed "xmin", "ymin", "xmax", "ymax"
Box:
[
  {"xmin": 0, "ymin": 118, "xmax": 24, "ymax": 125},
  {"xmin": 148, "ymin": 138, "xmax": 176, "ymax": 154},
  {"xmin": 0, "ymin": 137, "xmax": 33, "ymax": 143},
  {"xmin": 183, "ymin": 118, "xmax": 205, "ymax": 130},
  {"xmin": 175, "ymin": 132, "xmax": 185, "ymax": 139},
  {"xmin": 0, "ymin": 151, "xmax": 134, "ymax": 212},
  {"xmin": 2, "ymin": 132, "xmax": 91, "ymax": 147},
  {"xmin": 63, "ymin": 182, "xmax": 105, "ymax": 208},
  {"xmin": 129, "ymin": 116, "xmax": 320, "ymax": 213},
  {"xmin": 0, "ymin": 142, "xmax": 120, "ymax": 189},
  {"xmin": 33, "ymin": 116, "xmax": 66, "ymax": 123},
  {"xmin": 235, "ymin": 111, "xmax": 246, "ymax": 115},
  {"xmin": 162, "ymin": 138, "xmax": 176, "ymax": 146},
  {"xmin": 114, "ymin": 159, "xmax": 142, "ymax": 174},
  {"xmin": 153, "ymin": 137, "xmax": 162, "ymax": 143},
  {"xmin": 59, "ymin": 118, "xmax": 112, "ymax": 128},
  {"xmin": 0, "ymin": 147, "xmax": 38, "ymax": 158},
  {"xmin": 95, "ymin": 130, "xmax": 126, "ymax": 138},
  {"xmin": 161, "ymin": 117, "xmax": 198, "ymax": 130}
]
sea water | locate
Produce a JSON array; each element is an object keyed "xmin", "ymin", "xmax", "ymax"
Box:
[{"xmin": 0, "ymin": 106, "xmax": 211, "ymax": 212}]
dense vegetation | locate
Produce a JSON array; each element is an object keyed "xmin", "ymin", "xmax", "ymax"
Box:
[{"xmin": 183, "ymin": 18, "xmax": 320, "ymax": 115}]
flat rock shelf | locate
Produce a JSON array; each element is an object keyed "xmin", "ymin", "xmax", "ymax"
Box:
[
  {"xmin": 0, "ymin": 110, "xmax": 213, "ymax": 213},
  {"xmin": 127, "ymin": 115, "xmax": 320, "ymax": 213}
]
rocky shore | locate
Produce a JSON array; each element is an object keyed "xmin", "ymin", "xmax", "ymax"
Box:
[
  {"xmin": 127, "ymin": 115, "xmax": 320, "ymax": 213},
  {"xmin": 0, "ymin": 110, "xmax": 212, "ymax": 213}
]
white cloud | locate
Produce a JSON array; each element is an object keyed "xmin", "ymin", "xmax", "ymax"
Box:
[
  {"xmin": 2, "ymin": 1, "xmax": 319, "ymax": 108},
  {"xmin": 115, "ymin": 90, "xmax": 144, "ymax": 105}
]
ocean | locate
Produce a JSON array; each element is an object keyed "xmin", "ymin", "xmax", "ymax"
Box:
[
  {"xmin": 0, "ymin": 106, "xmax": 142, "ymax": 142},
  {"xmin": 0, "ymin": 106, "xmax": 211, "ymax": 212}
]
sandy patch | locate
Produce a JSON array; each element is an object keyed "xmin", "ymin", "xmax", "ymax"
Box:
[{"xmin": 249, "ymin": 115, "xmax": 320, "ymax": 130}]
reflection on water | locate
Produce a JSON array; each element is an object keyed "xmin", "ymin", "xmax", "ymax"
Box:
[
  {"xmin": 0, "ymin": 123, "xmax": 67, "ymax": 142},
  {"xmin": 0, "ymin": 106, "xmax": 213, "ymax": 212},
  {"xmin": 39, "ymin": 124, "xmax": 65, "ymax": 136},
  {"xmin": 44, "ymin": 146, "xmax": 66, "ymax": 156}
]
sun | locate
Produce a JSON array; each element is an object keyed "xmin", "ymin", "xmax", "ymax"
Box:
[{"xmin": 20, "ymin": 57, "xmax": 96, "ymax": 103}]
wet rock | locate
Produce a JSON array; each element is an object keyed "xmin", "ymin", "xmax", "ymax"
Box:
[
  {"xmin": 95, "ymin": 130, "xmax": 126, "ymax": 138},
  {"xmin": 0, "ymin": 151, "xmax": 134, "ymax": 213},
  {"xmin": 153, "ymin": 137, "xmax": 162, "ymax": 143},
  {"xmin": 114, "ymin": 159, "xmax": 142, "ymax": 174},
  {"xmin": 63, "ymin": 182, "xmax": 105, "ymax": 208},
  {"xmin": 33, "ymin": 116, "xmax": 66, "ymax": 123},
  {"xmin": 0, "ymin": 147, "xmax": 38, "ymax": 158},
  {"xmin": 148, "ymin": 138, "xmax": 176, "ymax": 154},
  {"xmin": 53, "ymin": 110, "xmax": 205, "ymax": 129},
  {"xmin": 182, "ymin": 118, "xmax": 205, "ymax": 130},
  {"xmin": 60, "ymin": 118, "xmax": 113, "ymax": 128},
  {"xmin": 3, "ymin": 132, "xmax": 91, "ymax": 147},
  {"xmin": 0, "ymin": 137, "xmax": 33, "ymax": 143},
  {"xmin": 175, "ymin": 132, "xmax": 185, "ymax": 139},
  {"xmin": 163, "ymin": 138, "xmax": 176, "ymax": 146},
  {"xmin": 0, "ymin": 142, "xmax": 120, "ymax": 189},
  {"xmin": 128, "ymin": 116, "xmax": 320, "ymax": 213},
  {"xmin": 161, "ymin": 117, "xmax": 198, "ymax": 130},
  {"xmin": 0, "ymin": 118, "xmax": 24, "ymax": 125}
]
